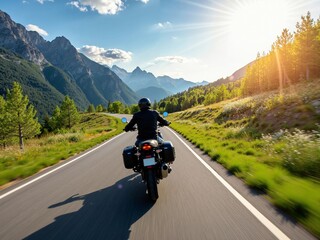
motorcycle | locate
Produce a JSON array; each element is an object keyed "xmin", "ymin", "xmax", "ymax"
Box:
[{"xmin": 121, "ymin": 112, "xmax": 175, "ymax": 202}]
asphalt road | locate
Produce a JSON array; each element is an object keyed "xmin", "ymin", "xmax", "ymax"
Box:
[{"xmin": 0, "ymin": 124, "xmax": 316, "ymax": 240}]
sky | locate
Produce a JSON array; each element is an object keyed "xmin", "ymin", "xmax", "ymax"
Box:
[{"xmin": 1, "ymin": 0, "xmax": 320, "ymax": 82}]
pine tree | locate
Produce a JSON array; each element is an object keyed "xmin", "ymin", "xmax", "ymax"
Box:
[
  {"xmin": 96, "ymin": 104, "xmax": 104, "ymax": 112},
  {"xmin": 0, "ymin": 96, "xmax": 10, "ymax": 147},
  {"xmin": 87, "ymin": 104, "xmax": 95, "ymax": 113},
  {"xmin": 294, "ymin": 12, "xmax": 317, "ymax": 80},
  {"xmin": 108, "ymin": 101, "xmax": 123, "ymax": 113},
  {"xmin": 274, "ymin": 28, "xmax": 294, "ymax": 91},
  {"xmin": 60, "ymin": 96, "xmax": 80, "ymax": 129},
  {"xmin": 152, "ymin": 100, "xmax": 158, "ymax": 110},
  {"xmin": 5, "ymin": 82, "xmax": 41, "ymax": 150},
  {"xmin": 49, "ymin": 106, "xmax": 62, "ymax": 131},
  {"xmin": 130, "ymin": 104, "xmax": 139, "ymax": 114}
]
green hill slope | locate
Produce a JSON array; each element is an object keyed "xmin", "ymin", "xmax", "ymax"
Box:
[
  {"xmin": 168, "ymin": 79, "xmax": 320, "ymax": 237},
  {"xmin": 42, "ymin": 65, "xmax": 89, "ymax": 110},
  {"xmin": 0, "ymin": 48, "xmax": 64, "ymax": 118}
]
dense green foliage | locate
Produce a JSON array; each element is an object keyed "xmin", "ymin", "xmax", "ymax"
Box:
[
  {"xmin": 158, "ymin": 12, "xmax": 320, "ymax": 113},
  {"xmin": 59, "ymin": 96, "xmax": 80, "ymax": 129},
  {"xmin": 0, "ymin": 48, "xmax": 64, "ymax": 118},
  {"xmin": 0, "ymin": 82, "xmax": 41, "ymax": 149},
  {"xmin": 87, "ymin": 104, "xmax": 95, "ymax": 113},
  {"xmin": 43, "ymin": 96, "xmax": 80, "ymax": 132},
  {"xmin": 242, "ymin": 12, "xmax": 320, "ymax": 96},
  {"xmin": 107, "ymin": 101, "xmax": 140, "ymax": 114}
]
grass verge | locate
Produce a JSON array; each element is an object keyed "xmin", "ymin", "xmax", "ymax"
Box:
[
  {"xmin": 0, "ymin": 113, "xmax": 123, "ymax": 187},
  {"xmin": 168, "ymin": 101, "xmax": 320, "ymax": 237}
]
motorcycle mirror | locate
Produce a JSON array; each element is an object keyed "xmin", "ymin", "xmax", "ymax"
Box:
[
  {"xmin": 121, "ymin": 117, "xmax": 127, "ymax": 123},
  {"xmin": 163, "ymin": 112, "xmax": 168, "ymax": 118}
]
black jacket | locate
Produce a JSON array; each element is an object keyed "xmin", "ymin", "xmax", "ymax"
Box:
[{"xmin": 124, "ymin": 108, "xmax": 170, "ymax": 140}]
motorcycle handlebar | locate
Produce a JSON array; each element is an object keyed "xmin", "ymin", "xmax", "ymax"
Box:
[
  {"xmin": 124, "ymin": 122, "xmax": 170, "ymax": 132},
  {"xmin": 123, "ymin": 126, "xmax": 137, "ymax": 132},
  {"xmin": 158, "ymin": 121, "xmax": 171, "ymax": 127}
]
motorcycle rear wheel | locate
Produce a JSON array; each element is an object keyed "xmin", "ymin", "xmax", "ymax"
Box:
[{"xmin": 146, "ymin": 169, "xmax": 158, "ymax": 202}]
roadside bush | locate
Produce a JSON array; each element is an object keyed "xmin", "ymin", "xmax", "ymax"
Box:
[
  {"xmin": 262, "ymin": 128, "xmax": 320, "ymax": 179},
  {"xmin": 46, "ymin": 133, "xmax": 82, "ymax": 144}
]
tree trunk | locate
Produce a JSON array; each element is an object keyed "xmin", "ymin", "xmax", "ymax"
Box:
[{"xmin": 19, "ymin": 123, "xmax": 24, "ymax": 151}]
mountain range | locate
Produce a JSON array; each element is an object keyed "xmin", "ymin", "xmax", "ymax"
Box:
[
  {"xmin": 111, "ymin": 65, "xmax": 208, "ymax": 102},
  {"xmin": 0, "ymin": 10, "xmax": 139, "ymax": 118}
]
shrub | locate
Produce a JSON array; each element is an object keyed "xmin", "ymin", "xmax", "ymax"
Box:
[{"xmin": 262, "ymin": 128, "xmax": 320, "ymax": 179}]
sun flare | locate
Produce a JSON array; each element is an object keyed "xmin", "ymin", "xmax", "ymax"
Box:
[
  {"xmin": 174, "ymin": 0, "xmax": 305, "ymax": 57},
  {"xmin": 225, "ymin": 0, "xmax": 293, "ymax": 52}
]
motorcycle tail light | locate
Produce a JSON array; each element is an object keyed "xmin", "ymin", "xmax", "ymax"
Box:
[{"xmin": 142, "ymin": 144, "xmax": 152, "ymax": 151}]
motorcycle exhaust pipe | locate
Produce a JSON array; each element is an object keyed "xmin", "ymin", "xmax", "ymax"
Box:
[{"xmin": 161, "ymin": 163, "xmax": 170, "ymax": 178}]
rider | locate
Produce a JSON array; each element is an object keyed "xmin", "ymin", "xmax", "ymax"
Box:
[{"xmin": 124, "ymin": 98, "xmax": 170, "ymax": 146}]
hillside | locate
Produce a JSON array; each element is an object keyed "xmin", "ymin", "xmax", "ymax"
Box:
[
  {"xmin": 188, "ymin": 79, "xmax": 320, "ymax": 133},
  {"xmin": 0, "ymin": 48, "xmax": 65, "ymax": 117},
  {"xmin": 42, "ymin": 65, "xmax": 90, "ymax": 109},
  {"xmin": 167, "ymin": 79, "xmax": 320, "ymax": 237}
]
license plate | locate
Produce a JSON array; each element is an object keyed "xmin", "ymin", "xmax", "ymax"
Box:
[{"xmin": 143, "ymin": 157, "xmax": 156, "ymax": 167}]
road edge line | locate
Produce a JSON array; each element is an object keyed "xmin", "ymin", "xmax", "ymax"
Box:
[
  {"xmin": 167, "ymin": 128, "xmax": 290, "ymax": 240},
  {"xmin": 0, "ymin": 133, "xmax": 125, "ymax": 200}
]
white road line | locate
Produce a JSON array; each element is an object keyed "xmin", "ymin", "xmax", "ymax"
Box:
[
  {"xmin": 0, "ymin": 133, "xmax": 125, "ymax": 200},
  {"xmin": 167, "ymin": 128, "xmax": 290, "ymax": 240}
]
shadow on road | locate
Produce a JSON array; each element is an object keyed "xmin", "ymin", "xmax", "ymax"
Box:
[{"xmin": 24, "ymin": 174, "xmax": 153, "ymax": 240}]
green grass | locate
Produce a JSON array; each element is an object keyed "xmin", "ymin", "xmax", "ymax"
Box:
[
  {"xmin": 0, "ymin": 113, "xmax": 123, "ymax": 187},
  {"xmin": 167, "ymin": 80, "xmax": 320, "ymax": 237},
  {"xmin": 170, "ymin": 120, "xmax": 320, "ymax": 237}
]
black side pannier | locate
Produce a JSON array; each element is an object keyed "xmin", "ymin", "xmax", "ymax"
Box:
[
  {"xmin": 122, "ymin": 146, "xmax": 137, "ymax": 169},
  {"xmin": 160, "ymin": 141, "xmax": 175, "ymax": 163}
]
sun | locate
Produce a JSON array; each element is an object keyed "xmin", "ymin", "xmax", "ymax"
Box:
[{"xmin": 225, "ymin": 0, "xmax": 292, "ymax": 53}]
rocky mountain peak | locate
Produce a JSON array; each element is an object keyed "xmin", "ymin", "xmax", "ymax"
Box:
[
  {"xmin": 0, "ymin": 10, "xmax": 46, "ymax": 65},
  {"xmin": 51, "ymin": 36, "xmax": 73, "ymax": 51},
  {"xmin": 132, "ymin": 66, "xmax": 143, "ymax": 74},
  {"xmin": 0, "ymin": 10, "xmax": 140, "ymax": 107}
]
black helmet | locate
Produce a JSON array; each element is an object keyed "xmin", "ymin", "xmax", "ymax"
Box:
[{"xmin": 138, "ymin": 98, "xmax": 151, "ymax": 110}]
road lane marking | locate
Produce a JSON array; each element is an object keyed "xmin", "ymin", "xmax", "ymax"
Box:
[
  {"xmin": 167, "ymin": 128, "xmax": 290, "ymax": 240},
  {"xmin": 0, "ymin": 133, "xmax": 125, "ymax": 200}
]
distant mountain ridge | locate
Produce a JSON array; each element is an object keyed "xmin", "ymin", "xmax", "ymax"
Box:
[
  {"xmin": 111, "ymin": 65, "xmax": 208, "ymax": 101},
  {"xmin": 0, "ymin": 10, "xmax": 139, "ymax": 118},
  {"xmin": 228, "ymin": 61, "xmax": 255, "ymax": 81},
  {"xmin": 136, "ymin": 86, "xmax": 172, "ymax": 103}
]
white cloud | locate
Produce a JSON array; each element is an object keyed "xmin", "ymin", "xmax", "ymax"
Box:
[
  {"xmin": 155, "ymin": 56, "xmax": 197, "ymax": 64},
  {"xmin": 140, "ymin": 0, "xmax": 149, "ymax": 3},
  {"xmin": 67, "ymin": 1, "xmax": 88, "ymax": 12},
  {"xmin": 26, "ymin": 24, "xmax": 48, "ymax": 37},
  {"xmin": 154, "ymin": 21, "xmax": 172, "ymax": 30},
  {"xmin": 78, "ymin": 45, "xmax": 132, "ymax": 65},
  {"xmin": 68, "ymin": 0, "xmax": 123, "ymax": 15},
  {"xmin": 36, "ymin": 0, "xmax": 54, "ymax": 4}
]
